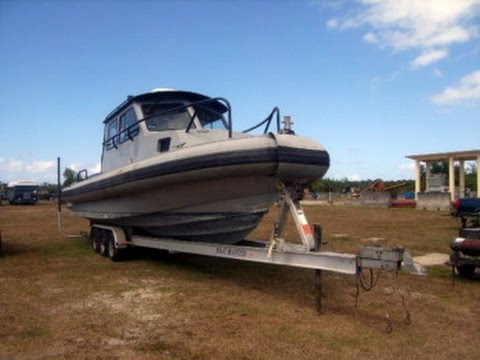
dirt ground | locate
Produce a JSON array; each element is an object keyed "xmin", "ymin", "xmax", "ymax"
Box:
[{"xmin": 0, "ymin": 202, "xmax": 479, "ymax": 359}]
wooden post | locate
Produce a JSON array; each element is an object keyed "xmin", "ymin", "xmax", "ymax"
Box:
[{"xmin": 314, "ymin": 224, "xmax": 323, "ymax": 314}]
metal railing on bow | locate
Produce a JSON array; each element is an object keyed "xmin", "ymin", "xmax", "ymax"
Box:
[{"xmin": 242, "ymin": 107, "xmax": 280, "ymax": 134}]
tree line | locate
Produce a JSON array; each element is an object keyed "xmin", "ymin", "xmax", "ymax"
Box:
[
  {"xmin": 309, "ymin": 178, "xmax": 415, "ymax": 194},
  {"xmin": 310, "ymin": 161, "xmax": 477, "ymax": 194}
]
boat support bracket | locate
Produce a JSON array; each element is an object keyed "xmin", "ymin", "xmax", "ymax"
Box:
[
  {"xmin": 267, "ymin": 184, "xmax": 421, "ymax": 332},
  {"xmin": 269, "ymin": 186, "xmax": 316, "ymax": 253}
]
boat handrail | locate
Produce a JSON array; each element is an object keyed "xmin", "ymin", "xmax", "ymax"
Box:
[
  {"xmin": 103, "ymin": 97, "xmax": 233, "ymax": 149},
  {"xmin": 104, "ymin": 124, "xmax": 141, "ymax": 150},
  {"xmin": 185, "ymin": 97, "xmax": 232, "ymax": 138},
  {"xmin": 242, "ymin": 107, "xmax": 280, "ymax": 134},
  {"xmin": 76, "ymin": 169, "xmax": 88, "ymax": 182}
]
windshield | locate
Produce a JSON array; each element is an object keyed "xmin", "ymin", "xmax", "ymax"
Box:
[
  {"xmin": 141, "ymin": 102, "xmax": 228, "ymax": 132},
  {"xmin": 194, "ymin": 106, "xmax": 228, "ymax": 130},
  {"xmin": 142, "ymin": 103, "xmax": 193, "ymax": 131}
]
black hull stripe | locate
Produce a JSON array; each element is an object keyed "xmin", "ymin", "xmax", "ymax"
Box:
[
  {"xmin": 63, "ymin": 146, "xmax": 329, "ymax": 198},
  {"xmin": 278, "ymin": 146, "xmax": 330, "ymax": 166}
]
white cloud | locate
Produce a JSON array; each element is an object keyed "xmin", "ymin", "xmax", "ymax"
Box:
[
  {"xmin": 326, "ymin": 18, "xmax": 339, "ymax": 29},
  {"xmin": 399, "ymin": 162, "xmax": 415, "ymax": 170},
  {"xmin": 432, "ymin": 70, "xmax": 480, "ymax": 105},
  {"xmin": 433, "ymin": 68, "xmax": 444, "ymax": 78},
  {"xmin": 324, "ymin": 0, "xmax": 480, "ymax": 67},
  {"xmin": 0, "ymin": 158, "xmax": 24, "ymax": 173},
  {"xmin": 0, "ymin": 158, "xmax": 100, "ymax": 183},
  {"xmin": 89, "ymin": 163, "xmax": 101, "ymax": 174},
  {"xmin": 0, "ymin": 158, "xmax": 57, "ymax": 183},
  {"xmin": 410, "ymin": 49, "xmax": 448, "ymax": 68},
  {"xmin": 25, "ymin": 160, "xmax": 56, "ymax": 173},
  {"xmin": 363, "ymin": 31, "xmax": 378, "ymax": 44}
]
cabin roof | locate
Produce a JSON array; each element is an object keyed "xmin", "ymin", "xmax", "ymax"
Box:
[{"xmin": 104, "ymin": 90, "xmax": 227, "ymax": 123}]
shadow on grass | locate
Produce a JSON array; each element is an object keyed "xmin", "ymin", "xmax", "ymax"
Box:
[
  {"xmin": 127, "ymin": 245, "xmax": 352, "ymax": 310},
  {"xmin": 0, "ymin": 239, "xmax": 34, "ymax": 258},
  {"xmin": 428, "ymin": 264, "xmax": 480, "ymax": 282}
]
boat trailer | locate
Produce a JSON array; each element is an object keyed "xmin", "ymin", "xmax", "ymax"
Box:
[
  {"xmin": 74, "ymin": 187, "xmax": 424, "ymax": 332},
  {"xmin": 56, "ymin": 152, "xmax": 423, "ymax": 331}
]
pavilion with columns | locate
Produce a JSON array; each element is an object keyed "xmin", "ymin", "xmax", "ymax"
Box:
[{"xmin": 406, "ymin": 149, "xmax": 480, "ymax": 201}]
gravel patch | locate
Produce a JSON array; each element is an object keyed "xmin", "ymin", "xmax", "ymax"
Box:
[{"xmin": 413, "ymin": 253, "xmax": 450, "ymax": 266}]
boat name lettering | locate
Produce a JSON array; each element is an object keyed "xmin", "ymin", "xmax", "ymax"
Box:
[{"xmin": 216, "ymin": 247, "xmax": 246, "ymax": 257}]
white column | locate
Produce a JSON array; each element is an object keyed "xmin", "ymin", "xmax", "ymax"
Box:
[
  {"xmin": 425, "ymin": 161, "xmax": 431, "ymax": 192},
  {"xmin": 449, "ymin": 157, "xmax": 455, "ymax": 201},
  {"xmin": 459, "ymin": 160, "xmax": 465, "ymax": 199},
  {"xmin": 415, "ymin": 160, "xmax": 421, "ymax": 200}
]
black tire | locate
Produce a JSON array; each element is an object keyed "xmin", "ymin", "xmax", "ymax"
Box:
[
  {"xmin": 99, "ymin": 231, "xmax": 108, "ymax": 257},
  {"xmin": 106, "ymin": 232, "xmax": 123, "ymax": 262},
  {"xmin": 456, "ymin": 265, "xmax": 475, "ymax": 278},
  {"xmin": 90, "ymin": 228, "xmax": 101, "ymax": 253}
]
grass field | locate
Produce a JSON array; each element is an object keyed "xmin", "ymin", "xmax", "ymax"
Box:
[{"xmin": 0, "ymin": 202, "xmax": 479, "ymax": 359}]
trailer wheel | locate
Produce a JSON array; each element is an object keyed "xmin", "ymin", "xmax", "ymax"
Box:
[
  {"xmin": 106, "ymin": 232, "xmax": 123, "ymax": 262},
  {"xmin": 99, "ymin": 230, "xmax": 109, "ymax": 257},
  {"xmin": 456, "ymin": 265, "xmax": 475, "ymax": 278},
  {"xmin": 90, "ymin": 228, "xmax": 101, "ymax": 253}
]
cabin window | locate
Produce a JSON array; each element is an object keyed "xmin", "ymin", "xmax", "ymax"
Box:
[
  {"xmin": 119, "ymin": 108, "xmax": 139, "ymax": 142},
  {"xmin": 105, "ymin": 118, "xmax": 119, "ymax": 149},
  {"xmin": 107, "ymin": 119, "xmax": 118, "ymax": 139},
  {"xmin": 157, "ymin": 137, "xmax": 171, "ymax": 152},
  {"xmin": 142, "ymin": 103, "xmax": 194, "ymax": 131},
  {"xmin": 195, "ymin": 107, "xmax": 228, "ymax": 130}
]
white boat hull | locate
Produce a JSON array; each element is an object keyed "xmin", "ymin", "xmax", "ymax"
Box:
[{"xmin": 63, "ymin": 134, "xmax": 329, "ymax": 243}]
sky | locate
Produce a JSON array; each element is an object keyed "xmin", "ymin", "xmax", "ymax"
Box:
[{"xmin": 0, "ymin": 0, "xmax": 479, "ymax": 184}]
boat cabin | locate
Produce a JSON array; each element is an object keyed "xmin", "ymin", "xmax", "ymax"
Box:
[{"xmin": 101, "ymin": 90, "xmax": 232, "ymax": 172}]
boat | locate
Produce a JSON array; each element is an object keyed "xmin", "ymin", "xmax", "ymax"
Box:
[{"xmin": 63, "ymin": 89, "xmax": 330, "ymax": 244}]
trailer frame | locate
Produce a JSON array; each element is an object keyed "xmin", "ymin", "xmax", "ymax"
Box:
[
  {"xmin": 89, "ymin": 189, "xmax": 407, "ymax": 275},
  {"xmin": 87, "ymin": 188, "xmax": 418, "ymax": 323},
  {"xmin": 57, "ymin": 154, "xmax": 423, "ymax": 330}
]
